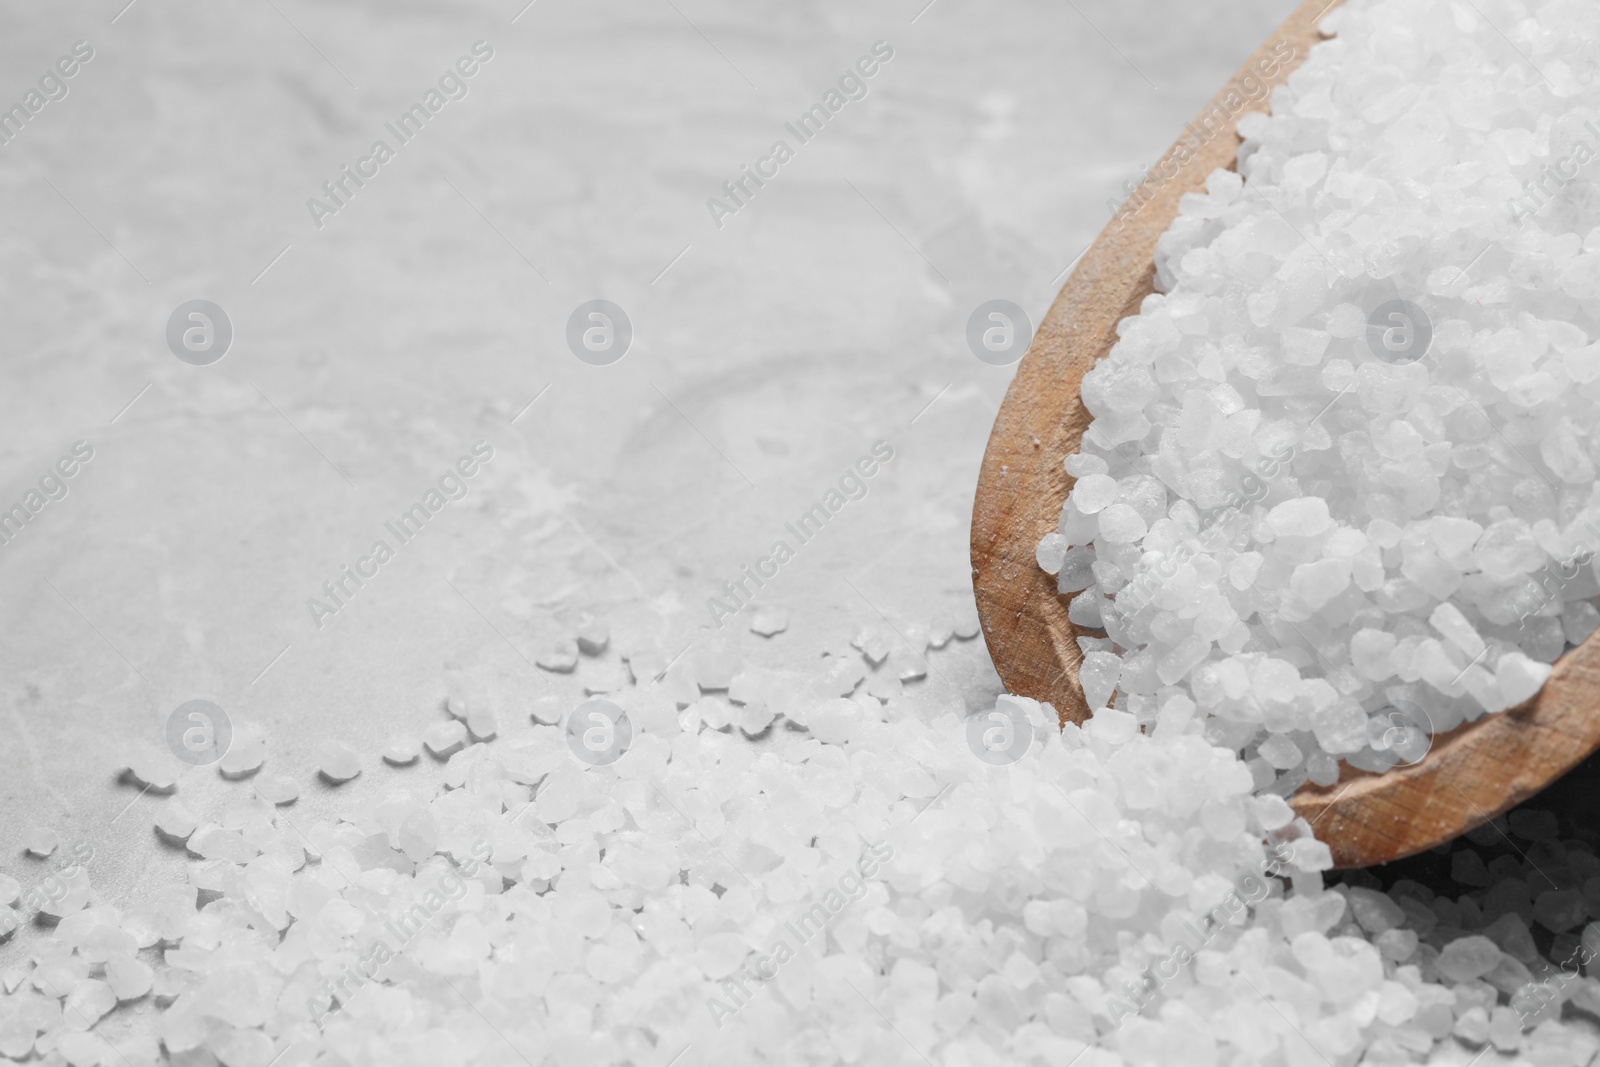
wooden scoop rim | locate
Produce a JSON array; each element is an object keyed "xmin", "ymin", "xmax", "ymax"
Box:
[{"xmin": 968, "ymin": 0, "xmax": 1600, "ymax": 869}]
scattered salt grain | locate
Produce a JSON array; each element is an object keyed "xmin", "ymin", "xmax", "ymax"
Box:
[
  {"xmin": 217, "ymin": 738, "xmax": 265, "ymax": 780},
  {"xmin": 1070, "ymin": 473, "xmax": 1119, "ymax": 514},
  {"xmin": 1096, "ymin": 503, "xmax": 1146, "ymax": 543},
  {"xmin": 124, "ymin": 748, "xmax": 179, "ymax": 794},
  {"xmin": 381, "ymin": 735, "xmax": 421, "ymax": 764},
  {"xmin": 422, "ymin": 719, "xmax": 468, "ymax": 758},
  {"xmin": 1497, "ymin": 653, "xmax": 1553, "ymax": 708},
  {"xmin": 1437, "ymin": 936, "xmax": 1503, "ymax": 982},
  {"xmin": 951, "ymin": 608, "xmax": 980, "ymax": 640},
  {"xmin": 852, "ymin": 626, "xmax": 891, "ymax": 666},
  {"xmin": 536, "ymin": 640, "xmax": 579, "ymax": 672},
  {"xmin": 153, "ymin": 800, "xmax": 199, "ymax": 843},
  {"xmin": 62, "ymin": 979, "xmax": 115, "ymax": 1029},
  {"xmin": 252, "ymin": 773, "xmax": 299, "ymax": 805},
  {"xmin": 24, "ymin": 827, "xmax": 58, "ymax": 858},
  {"xmin": 466, "ymin": 704, "xmax": 498, "ymax": 741},
  {"xmin": 576, "ymin": 614, "xmax": 610, "ymax": 655},
  {"xmin": 1507, "ymin": 809, "xmax": 1560, "ymax": 842},
  {"xmin": 749, "ymin": 605, "xmax": 789, "ymax": 636},
  {"xmin": 104, "ymin": 955, "xmax": 153, "ymax": 1000},
  {"xmin": 313, "ymin": 741, "xmax": 361, "ymax": 783},
  {"xmin": 57, "ymin": 1032, "xmax": 106, "ymax": 1067},
  {"xmin": 583, "ymin": 662, "xmax": 632, "ymax": 693}
]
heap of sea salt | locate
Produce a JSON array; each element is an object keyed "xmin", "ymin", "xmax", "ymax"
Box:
[
  {"xmin": 1038, "ymin": 0, "xmax": 1600, "ymax": 791},
  {"xmin": 10, "ymin": 601, "xmax": 1600, "ymax": 1065}
]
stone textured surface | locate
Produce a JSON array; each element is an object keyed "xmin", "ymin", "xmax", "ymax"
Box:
[{"xmin": 0, "ymin": 0, "xmax": 1298, "ymax": 1050}]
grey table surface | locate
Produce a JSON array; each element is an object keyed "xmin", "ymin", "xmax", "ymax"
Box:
[{"xmin": 0, "ymin": 0, "xmax": 1382, "ymax": 1055}]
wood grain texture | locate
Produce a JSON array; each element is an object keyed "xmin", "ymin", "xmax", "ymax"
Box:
[{"xmin": 971, "ymin": 0, "xmax": 1600, "ymax": 869}]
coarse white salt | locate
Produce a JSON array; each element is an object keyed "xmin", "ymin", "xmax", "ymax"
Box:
[
  {"xmin": 251, "ymin": 773, "xmax": 300, "ymax": 806},
  {"xmin": 1037, "ymin": 0, "xmax": 1600, "ymax": 791},
  {"xmin": 422, "ymin": 719, "xmax": 468, "ymax": 758},
  {"xmin": 152, "ymin": 800, "xmax": 199, "ymax": 842},
  {"xmin": 123, "ymin": 748, "xmax": 179, "ymax": 794},
  {"xmin": 536, "ymin": 640, "xmax": 579, "ymax": 672},
  {"xmin": 217, "ymin": 738, "xmax": 266, "ymax": 780},
  {"xmin": 14, "ymin": 6, "xmax": 1598, "ymax": 1067},
  {"xmin": 380, "ymin": 735, "xmax": 421, "ymax": 764},
  {"xmin": 576, "ymin": 614, "xmax": 611, "ymax": 655},
  {"xmin": 104, "ymin": 956, "xmax": 153, "ymax": 1000},
  {"xmin": 749, "ymin": 604, "xmax": 789, "ymax": 636},
  {"xmin": 24, "ymin": 827, "xmax": 58, "ymax": 858},
  {"xmin": 313, "ymin": 741, "xmax": 361, "ymax": 783},
  {"xmin": 465, "ymin": 704, "xmax": 498, "ymax": 741}
]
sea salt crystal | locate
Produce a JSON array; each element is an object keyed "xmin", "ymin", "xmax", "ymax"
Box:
[
  {"xmin": 466, "ymin": 705, "xmax": 498, "ymax": 741},
  {"xmin": 57, "ymin": 1032, "xmax": 106, "ymax": 1067},
  {"xmin": 314, "ymin": 741, "xmax": 361, "ymax": 783},
  {"xmin": 1454, "ymin": 1005, "xmax": 1490, "ymax": 1044},
  {"xmin": 208, "ymin": 1028, "xmax": 276, "ymax": 1067},
  {"xmin": 423, "ymin": 719, "xmax": 468, "ymax": 757},
  {"xmin": 1345, "ymin": 888, "xmax": 1405, "ymax": 934},
  {"xmin": 124, "ymin": 748, "xmax": 179, "ymax": 794},
  {"xmin": 1071, "ymin": 474, "xmax": 1119, "ymax": 515},
  {"xmin": 1036, "ymin": 532, "xmax": 1068, "ymax": 575},
  {"xmin": 952, "ymin": 608, "xmax": 981, "ymax": 640},
  {"xmin": 576, "ymin": 615, "xmax": 610, "ymax": 655},
  {"xmin": 749, "ymin": 605, "xmax": 789, "ymax": 636},
  {"xmin": 537, "ymin": 640, "xmax": 579, "ymax": 672},
  {"xmin": 852, "ymin": 627, "xmax": 891, "ymax": 666},
  {"xmin": 252, "ymin": 774, "xmax": 299, "ymax": 805},
  {"xmin": 1533, "ymin": 889, "xmax": 1586, "ymax": 933},
  {"xmin": 1507, "ymin": 809, "xmax": 1559, "ymax": 841},
  {"xmin": 1489, "ymin": 1005, "xmax": 1524, "ymax": 1052},
  {"xmin": 217, "ymin": 738, "xmax": 265, "ymax": 780},
  {"xmin": 1562, "ymin": 600, "xmax": 1600, "ymax": 645},
  {"xmin": 583, "ymin": 663, "xmax": 632, "ymax": 694},
  {"xmin": 63, "ymin": 979, "xmax": 115, "ymax": 1029},
  {"xmin": 1078, "ymin": 652, "xmax": 1121, "ymax": 711},
  {"xmin": 1496, "ymin": 653, "xmax": 1552, "ymax": 708},
  {"xmin": 1097, "ymin": 504, "xmax": 1147, "ymax": 544},
  {"xmin": 105, "ymin": 955, "xmax": 153, "ymax": 1000},
  {"xmin": 1258, "ymin": 734, "xmax": 1303, "ymax": 769},
  {"xmin": 1437, "ymin": 936, "xmax": 1502, "ymax": 982},
  {"xmin": 153, "ymin": 800, "xmax": 199, "ymax": 842},
  {"xmin": 739, "ymin": 703, "xmax": 776, "ymax": 736},
  {"xmin": 1429, "ymin": 602, "xmax": 1486, "ymax": 659},
  {"xmin": 24, "ymin": 827, "xmax": 58, "ymax": 858},
  {"xmin": 1267, "ymin": 497, "xmax": 1333, "ymax": 538},
  {"xmin": 382, "ymin": 735, "xmax": 422, "ymax": 764}
]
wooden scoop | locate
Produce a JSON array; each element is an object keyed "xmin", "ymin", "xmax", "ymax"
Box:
[{"xmin": 970, "ymin": 0, "xmax": 1600, "ymax": 870}]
